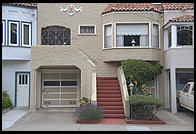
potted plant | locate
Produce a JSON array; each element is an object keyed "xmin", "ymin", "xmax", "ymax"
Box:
[{"xmin": 75, "ymin": 97, "xmax": 104, "ymax": 124}]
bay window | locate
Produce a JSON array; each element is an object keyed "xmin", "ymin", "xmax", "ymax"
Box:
[{"xmin": 116, "ymin": 23, "xmax": 149, "ymax": 47}]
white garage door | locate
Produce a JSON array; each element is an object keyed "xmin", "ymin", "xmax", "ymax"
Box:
[{"xmin": 42, "ymin": 73, "xmax": 79, "ymax": 107}]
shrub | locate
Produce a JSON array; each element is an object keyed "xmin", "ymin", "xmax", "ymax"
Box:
[
  {"xmin": 121, "ymin": 59, "xmax": 163, "ymax": 95},
  {"xmin": 130, "ymin": 95, "xmax": 163, "ymax": 120},
  {"xmin": 2, "ymin": 91, "xmax": 13, "ymax": 109},
  {"xmin": 79, "ymin": 97, "xmax": 91, "ymax": 106},
  {"xmin": 75, "ymin": 103, "xmax": 104, "ymax": 120}
]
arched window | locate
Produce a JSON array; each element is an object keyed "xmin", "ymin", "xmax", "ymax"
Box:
[
  {"xmin": 177, "ymin": 25, "xmax": 193, "ymax": 46},
  {"xmin": 41, "ymin": 26, "xmax": 70, "ymax": 45}
]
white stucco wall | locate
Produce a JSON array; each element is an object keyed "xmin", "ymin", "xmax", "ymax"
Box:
[{"xmin": 2, "ymin": 60, "xmax": 31, "ymax": 105}]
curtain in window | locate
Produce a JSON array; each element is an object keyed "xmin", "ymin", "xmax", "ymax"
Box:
[
  {"xmin": 153, "ymin": 24, "xmax": 159, "ymax": 47},
  {"xmin": 11, "ymin": 23, "xmax": 17, "ymax": 44},
  {"xmin": 116, "ymin": 24, "xmax": 148, "ymax": 46},
  {"xmin": 24, "ymin": 24, "xmax": 29, "ymax": 45},
  {"xmin": 80, "ymin": 26, "xmax": 94, "ymax": 33},
  {"xmin": 104, "ymin": 25, "xmax": 112, "ymax": 48}
]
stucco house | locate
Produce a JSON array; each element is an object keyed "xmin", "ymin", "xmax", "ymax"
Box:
[
  {"xmin": 2, "ymin": 3, "xmax": 194, "ymax": 117},
  {"xmin": 2, "ymin": 3, "xmax": 37, "ymax": 106}
]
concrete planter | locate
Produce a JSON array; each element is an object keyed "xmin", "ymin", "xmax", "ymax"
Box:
[
  {"xmin": 76, "ymin": 119, "xmax": 100, "ymax": 124},
  {"xmin": 125, "ymin": 117, "xmax": 165, "ymax": 125}
]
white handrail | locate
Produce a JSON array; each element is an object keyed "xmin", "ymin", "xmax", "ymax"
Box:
[{"xmin": 91, "ymin": 72, "xmax": 97, "ymax": 104}]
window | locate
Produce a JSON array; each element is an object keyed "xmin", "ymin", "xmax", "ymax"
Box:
[
  {"xmin": 104, "ymin": 24, "xmax": 112, "ymax": 48},
  {"xmin": 191, "ymin": 85, "xmax": 194, "ymax": 95},
  {"xmin": 168, "ymin": 27, "xmax": 172, "ymax": 48},
  {"xmin": 177, "ymin": 25, "xmax": 193, "ymax": 46},
  {"xmin": 9, "ymin": 21, "xmax": 19, "ymax": 46},
  {"xmin": 152, "ymin": 24, "xmax": 159, "ymax": 48},
  {"xmin": 61, "ymin": 81, "xmax": 77, "ymax": 86},
  {"xmin": 116, "ymin": 23, "xmax": 149, "ymax": 47},
  {"xmin": 2, "ymin": 20, "xmax": 5, "ymax": 46},
  {"xmin": 183, "ymin": 84, "xmax": 190, "ymax": 93},
  {"xmin": 41, "ymin": 26, "xmax": 71, "ymax": 45},
  {"xmin": 44, "ymin": 81, "xmax": 60, "ymax": 86},
  {"xmin": 22, "ymin": 22, "xmax": 31, "ymax": 47},
  {"xmin": 79, "ymin": 25, "xmax": 95, "ymax": 34}
]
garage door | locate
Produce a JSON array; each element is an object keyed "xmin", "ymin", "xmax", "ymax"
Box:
[{"xmin": 42, "ymin": 73, "xmax": 79, "ymax": 107}]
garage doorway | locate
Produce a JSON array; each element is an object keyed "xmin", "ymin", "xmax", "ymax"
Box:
[{"xmin": 41, "ymin": 72, "xmax": 80, "ymax": 107}]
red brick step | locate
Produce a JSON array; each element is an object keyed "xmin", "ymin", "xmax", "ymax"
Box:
[
  {"xmin": 97, "ymin": 94, "xmax": 121, "ymax": 98},
  {"xmin": 98, "ymin": 102, "xmax": 123, "ymax": 106},
  {"xmin": 104, "ymin": 114, "xmax": 125, "ymax": 119},
  {"xmin": 97, "ymin": 98, "xmax": 122, "ymax": 102}
]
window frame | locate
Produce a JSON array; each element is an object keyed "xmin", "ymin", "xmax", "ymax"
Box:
[
  {"xmin": 114, "ymin": 22, "xmax": 150, "ymax": 48},
  {"xmin": 2, "ymin": 20, "xmax": 6, "ymax": 46},
  {"xmin": 78, "ymin": 24, "xmax": 96, "ymax": 35},
  {"xmin": 103, "ymin": 22, "xmax": 113, "ymax": 49},
  {"xmin": 152, "ymin": 22, "xmax": 160, "ymax": 48},
  {"xmin": 8, "ymin": 20, "xmax": 20, "ymax": 47},
  {"xmin": 21, "ymin": 21, "xmax": 32, "ymax": 47}
]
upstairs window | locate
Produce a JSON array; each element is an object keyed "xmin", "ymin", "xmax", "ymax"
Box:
[
  {"xmin": 104, "ymin": 24, "xmax": 112, "ymax": 48},
  {"xmin": 22, "ymin": 22, "xmax": 31, "ymax": 47},
  {"xmin": 2, "ymin": 20, "xmax": 5, "ymax": 46},
  {"xmin": 152, "ymin": 24, "xmax": 159, "ymax": 48},
  {"xmin": 8, "ymin": 21, "xmax": 19, "ymax": 46},
  {"xmin": 116, "ymin": 23, "xmax": 149, "ymax": 47},
  {"xmin": 41, "ymin": 26, "xmax": 71, "ymax": 45},
  {"xmin": 177, "ymin": 25, "xmax": 193, "ymax": 46}
]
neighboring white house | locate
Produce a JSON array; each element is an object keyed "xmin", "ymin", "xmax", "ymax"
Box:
[{"xmin": 2, "ymin": 3, "xmax": 37, "ymax": 106}]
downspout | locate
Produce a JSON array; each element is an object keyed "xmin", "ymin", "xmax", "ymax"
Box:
[{"xmin": 34, "ymin": 70, "xmax": 37, "ymax": 110}]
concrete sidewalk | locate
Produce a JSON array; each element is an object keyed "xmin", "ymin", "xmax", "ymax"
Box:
[
  {"xmin": 4, "ymin": 108, "xmax": 194, "ymax": 131},
  {"xmin": 2, "ymin": 107, "xmax": 30, "ymax": 131}
]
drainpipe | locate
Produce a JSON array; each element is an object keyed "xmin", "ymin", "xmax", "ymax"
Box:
[{"xmin": 34, "ymin": 70, "xmax": 37, "ymax": 110}]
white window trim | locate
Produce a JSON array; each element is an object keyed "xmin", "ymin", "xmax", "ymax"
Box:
[
  {"xmin": 8, "ymin": 21, "xmax": 19, "ymax": 46},
  {"xmin": 2, "ymin": 20, "xmax": 5, "ymax": 46},
  {"xmin": 78, "ymin": 24, "xmax": 96, "ymax": 35},
  {"xmin": 21, "ymin": 22, "xmax": 32, "ymax": 47},
  {"xmin": 103, "ymin": 22, "xmax": 113, "ymax": 49},
  {"xmin": 152, "ymin": 22, "xmax": 160, "ymax": 48},
  {"xmin": 114, "ymin": 21, "xmax": 151, "ymax": 48}
]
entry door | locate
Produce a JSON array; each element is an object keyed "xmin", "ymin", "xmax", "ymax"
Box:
[{"xmin": 17, "ymin": 73, "xmax": 30, "ymax": 106}]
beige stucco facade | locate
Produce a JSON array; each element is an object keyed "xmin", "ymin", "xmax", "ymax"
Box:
[{"xmin": 31, "ymin": 3, "xmax": 189, "ymax": 110}]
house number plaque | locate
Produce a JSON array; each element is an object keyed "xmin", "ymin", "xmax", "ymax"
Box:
[{"xmin": 60, "ymin": 5, "xmax": 82, "ymax": 16}]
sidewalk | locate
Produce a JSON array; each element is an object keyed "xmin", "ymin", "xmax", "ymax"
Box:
[
  {"xmin": 2, "ymin": 107, "xmax": 30, "ymax": 131},
  {"xmin": 4, "ymin": 108, "xmax": 194, "ymax": 131}
]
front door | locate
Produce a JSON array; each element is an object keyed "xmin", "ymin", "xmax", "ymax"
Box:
[{"xmin": 16, "ymin": 73, "xmax": 30, "ymax": 106}]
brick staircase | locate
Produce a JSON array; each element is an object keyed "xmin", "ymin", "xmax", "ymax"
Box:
[{"xmin": 97, "ymin": 77, "xmax": 125, "ymax": 119}]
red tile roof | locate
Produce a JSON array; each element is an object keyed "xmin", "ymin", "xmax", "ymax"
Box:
[
  {"xmin": 103, "ymin": 3, "xmax": 194, "ymax": 14},
  {"xmin": 169, "ymin": 15, "xmax": 194, "ymax": 22},
  {"xmin": 162, "ymin": 3, "xmax": 194, "ymax": 10},
  {"xmin": 102, "ymin": 3, "xmax": 164, "ymax": 14},
  {"xmin": 7, "ymin": 3, "xmax": 37, "ymax": 8}
]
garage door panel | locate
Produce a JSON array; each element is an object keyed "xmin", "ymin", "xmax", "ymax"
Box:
[
  {"xmin": 61, "ymin": 87, "xmax": 77, "ymax": 92},
  {"xmin": 61, "ymin": 73, "xmax": 77, "ymax": 79},
  {"xmin": 43, "ymin": 88, "xmax": 60, "ymax": 92},
  {"xmin": 43, "ymin": 100, "xmax": 59, "ymax": 105},
  {"xmin": 44, "ymin": 94, "xmax": 60, "ymax": 99},
  {"xmin": 61, "ymin": 94, "xmax": 77, "ymax": 99},
  {"xmin": 44, "ymin": 74, "xmax": 60, "ymax": 79},
  {"xmin": 61, "ymin": 100, "xmax": 77, "ymax": 105}
]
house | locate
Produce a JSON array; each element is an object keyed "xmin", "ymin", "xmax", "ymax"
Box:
[
  {"xmin": 3, "ymin": 3, "xmax": 193, "ymax": 116},
  {"xmin": 2, "ymin": 3, "xmax": 37, "ymax": 106}
]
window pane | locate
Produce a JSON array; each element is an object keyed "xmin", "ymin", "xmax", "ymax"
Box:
[
  {"xmin": 177, "ymin": 30, "xmax": 192, "ymax": 46},
  {"xmin": 19, "ymin": 75, "xmax": 21, "ymax": 84},
  {"xmin": 153, "ymin": 24, "xmax": 159, "ymax": 47},
  {"xmin": 61, "ymin": 81, "xmax": 77, "ymax": 86},
  {"xmin": 116, "ymin": 24, "xmax": 148, "ymax": 46},
  {"xmin": 22, "ymin": 75, "xmax": 25, "ymax": 84},
  {"xmin": 44, "ymin": 81, "xmax": 60, "ymax": 86},
  {"xmin": 183, "ymin": 84, "xmax": 190, "ymax": 93},
  {"xmin": 80, "ymin": 26, "xmax": 94, "ymax": 33},
  {"xmin": 168, "ymin": 31, "xmax": 171, "ymax": 48},
  {"xmin": 2, "ymin": 22, "xmax": 3, "ymax": 44},
  {"xmin": 104, "ymin": 24, "xmax": 112, "ymax": 48},
  {"xmin": 11, "ymin": 23, "xmax": 17, "ymax": 44},
  {"xmin": 23, "ymin": 24, "xmax": 29, "ymax": 45},
  {"xmin": 25, "ymin": 75, "xmax": 28, "ymax": 84}
]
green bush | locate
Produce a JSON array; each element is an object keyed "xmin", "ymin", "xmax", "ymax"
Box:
[
  {"xmin": 79, "ymin": 97, "xmax": 91, "ymax": 106},
  {"xmin": 75, "ymin": 103, "xmax": 104, "ymax": 120},
  {"xmin": 121, "ymin": 59, "xmax": 163, "ymax": 91},
  {"xmin": 2, "ymin": 91, "xmax": 13, "ymax": 109},
  {"xmin": 130, "ymin": 95, "xmax": 163, "ymax": 120}
]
